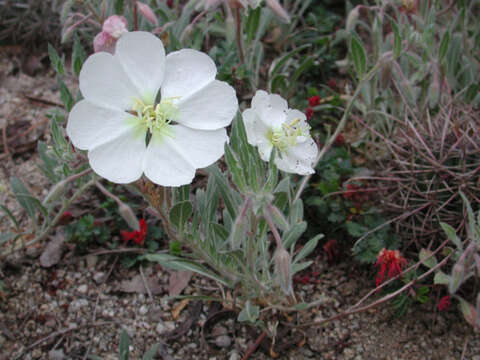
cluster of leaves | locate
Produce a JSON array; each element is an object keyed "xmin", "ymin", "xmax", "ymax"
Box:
[
  {"xmin": 340, "ymin": 0, "xmax": 480, "ymax": 249},
  {"xmin": 144, "ymin": 116, "xmax": 323, "ymax": 326},
  {"xmin": 419, "ymin": 194, "xmax": 480, "ymax": 330},
  {"xmin": 305, "ymin": 143, "xmax": 398, "ymax": 263}
]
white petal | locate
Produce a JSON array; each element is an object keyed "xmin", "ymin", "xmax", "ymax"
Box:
[
  {"xmin": 242, "ymin": 108, "xmax": 259, "ymax": 146},
  {"xmin": 242, "ymin": 108, "xmax": 270, "ymax": 147},
  {"xmin": 67, "ymin": 100, "xmax": 138, "ymax": 150},
  {"xmin": 275, "ymin": 138, "xmax": 318, "ymax": 175},
  {"xmin": 161, "ymin": 49, "xmax": 217, "ymax": 101},
  {"xmin": 88, "ymin": 125, "xmax": 146, "ymax": 183},
  {"xmin": 258, "ymin": 141, "xmax": 273, "ymax": 162},
  {"xmin": 251, "ymin": 90, "xmax": 288, "ymax": 128},
  {"xmin": 143, "ymin": 125, "xmax": 227, "ymax": 186},
  {"xmin": 115, "ymin": 32, "xmax": 165, "ymax": 104},
  {"xmin": 79, "ymin": 52, "xmax": 140, "ymax": 110},
  {"xmin": 176, "ymin": 80, "xmax": 238, "ymax": 130}
]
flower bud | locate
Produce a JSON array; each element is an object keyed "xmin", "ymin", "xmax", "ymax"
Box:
[
  {"xmin": 43, "ymin": 179, "xmax": 68, "ymax": 205},
  {"xmin": 346, "ymin": 6, "xmax": 360, "ymax": 33},
  {"xmin": 137, "ymin": 1, "xmax": 159, "ymax": 26},
  {"xmin": 93, "ymin": 31, "xmax": 116, "ymax": 54},
  {"xmin": 102, "ymin": 15, "xmax": 128, "ymax": 38},
  {"xmin": 274, "ymin": 247, "xmax": 293, "ymax": 295},
  {"xmin": 265, "ymin": 0, "xmax": 290, "ymax": 24},
  {"xmin": 118, "ymin": 201, "xmax": 140, "ymax": 230}
]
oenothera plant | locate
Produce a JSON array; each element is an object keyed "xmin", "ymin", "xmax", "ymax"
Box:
[{"xmin": 8, "ymin": 30, "xmax": 322, "ymax": 326}]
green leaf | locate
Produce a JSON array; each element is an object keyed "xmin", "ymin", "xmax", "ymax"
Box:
[
  {"xmin": 350, "ymin": 34, "xmax": 367, "ymax": 76},
  {"xmin": 10, "ymin": 177, "xmax": 36, "ymax": 220},
  {"xmin": 114, "ymin": 0, "xmax": 124, "ymax": 14},
  {"xmin": 282, "ymin": 221, "xmax": 307, "ymax": 249},
  {"xmin": 457, "ymin": 296, "xmax": 478, "ymax": 329},
  {"xmin": 346, "ymin": 221, "xmax": 367, "ymax": 237},
  {"xmin": 0, "ymin": 205, "xmax": 19, "ymax": 230},
  {"xmin": 291, "ymin": 261, "xmax": 313, "ymax": 275},
  {"xmin": 72, "ymin": 34, "xmax": 86, "ymax": 77},
  {"xmin": 48, "ymin": 44, "xmax": 64, "ymax": 75},
  {"xmin": 238, "ymin": 300, "xmax": 259, "ymax": 323},
  {"xmin": 0, "ymin": 232, "xmax": 20, "ymax": 246},
  {"xmin": 169, "ymin": 201, "xmax": 193, "ymax": 231},
  {"xmin": 269, "ymin": 44, "xmax": 311, "ymax": 78},
  {"xmin": 142, "ymin": 344, "xmax": 159, "ymax": 360},
  {"xmin": 434, "ymin": 271, "xmax": 450, "ymax": 285},
  {"xmin": 143, "ymin": 254, "xmax": 230, "ymax": 286},
  {"xmin": 391, "ymin": 20, "xmax": 402, "ymax": 58},
  {"xmin": 439, "ymin": 31, "xmax": 450, "ymax": 62},
  {"xmin": 419, "ymin": 248, "xmax": 437, "ymax": 269},
  {"xmin": 57, "ymin": 77, "xmax": 74, "ymax": 111},
  {"xmin": 440, "ymin": 222, "xmax": 462, "ymax": 250},
  {"xmin": 246, "ymin": 6, "xmax": 261, "ymax": 43},
  {"xmin": 293, "ymin": 234, "xmax": 322, "ymax": 263},
  {"xmin": 464, "ymin": 83, "xmax": 480, "ymax": 104},
  {"xmin": 119, "ymin": 329, "xmax": 130, "ymax": 360},
  {"xmin": 269, "ymin": 205, "xmax": 290, "ymax": 232}
]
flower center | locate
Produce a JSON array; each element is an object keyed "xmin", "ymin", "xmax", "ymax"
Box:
[
  {"xmin": 267, "ymin": 118, "xmax": 310, "ymax": 152},
  {"xmin": 132, "ymin": 97, "xmax": 180, "ymax": 138}
]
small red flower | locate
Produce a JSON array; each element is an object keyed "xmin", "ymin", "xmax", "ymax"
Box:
[
  {"xmin": 121, "ymin": 218, "xmax": 148, "ymax": 245},
  {"xmin": 327, "ymin": 78, "xmax": 337, "ymax": 89},
  {"xmin": 334, "ymin": 133, "xmax": 345, "ymax": 146},
  {"xmin": 166, "ymin": 0, "xmax": 174, "ymax": 8},
  {"xmin": 57, "ymin": 211, "xmax": 73, "ymax": 225},
  {"xmin": 375, "ymin": 248, "xmax": 407, "ymax": 287},
  {"xmin": 305, "ymin": 107, "xmax": 314, "ymax": 120},
  {"xmin": 438, "ymin": 295, "xmax": 451, "ymax": 312},
  {"xmin": 308, "ymin": 95, "xmax": 321, "ymax": 107},
  {"xmin": 323, "ymin": 239, "xmax": 338, "ymax": 262}
]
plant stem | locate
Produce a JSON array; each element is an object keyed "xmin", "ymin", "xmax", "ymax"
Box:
[
  {"xmin": 234, "ymin": 5, "xmax": 245, "ymax": 64},
  {"xmin": 263, "ymin": 203, "xmax": 284, "ymax": 250}
]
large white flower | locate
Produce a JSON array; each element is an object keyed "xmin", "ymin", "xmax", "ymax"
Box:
[
  {"xmin": 242, "ymin": 90, "xmax": 317, "ymax": 175},
  {"xmin": 67, "ymin": 31, "xmax": 238, "ymax": 186}
]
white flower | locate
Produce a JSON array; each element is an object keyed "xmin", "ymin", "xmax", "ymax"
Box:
[
  {"xmin": 242, "ymin": 90, "xmax": 317, "ymax": 175},
  {"xmin": 67, "ymin": 31, "xmax": 238, "ymax": 186}
]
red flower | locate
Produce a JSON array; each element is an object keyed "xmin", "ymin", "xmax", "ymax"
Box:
[
  {"xmin": 334, "ymin": 133, "xmax": 345, "ymax": 146},
  {"xmin": 166, "ymin": 0, "xmax": 174, "ymax": 8},
  {"xmin": 438, "ymin": 295, "xmax": 451, "ymax": 312},
  {"xmin": 323, "ymin": 239, "xmax": 338, "ymax": 262},
  {"xmin": 305, "ymin": 107, "xmax": 314, "ymax": 120},
  {"xmin": 57, "ymin": 211, "xmax": 73, "ymax": 225},
  {"xmin": 375, "ymin": 248, "xmax": 407, "ymax": 287},
  {"xmin": 327, "ymin": 78, "xmax": 337, "ymax": 89},
  {"xmin": 121, "ymin": 218, "xmax": 148, "ymax": 245},
  {"xmin": 308, "ymin": 95, "xmax": 321, "ymax": 107}
]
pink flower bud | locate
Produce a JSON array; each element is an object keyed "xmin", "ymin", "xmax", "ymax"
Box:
[
  {"xmin": 93, "ymin": 31, "xmax": 116, "ymax": 54},
  {"xmin": 118, "ymin": 202, "xmax": 140, "ymax": 231},
  {"xmin": 137, "ymin": 1, "xmax": 158, "ymax": 26},
  {"xmin": 274, "ymin": 247, "xmax": 293, "ymax": 295},
  {"xmin": 102, "ymin": 15, "xmax": 128, "ymax": 38}
]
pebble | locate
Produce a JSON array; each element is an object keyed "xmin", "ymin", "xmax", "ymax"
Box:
[
  {"xmin": 229, "ymin": 351, "xmax": 240, "ymax": 360},
  {"xmin": 48, "ymin": 349, "xmax": 65, "ymax": 360},
  {"xmin": 343, "ymin": 348, "xmax": 355, "ymax": 360},
  {"xmin": 77, "ymin": 284, "xmax": 88, "ymax": 294},
  {"xmin": 215, "ymin": 335, "xmax": 232, "ymax": 348},
  {"xmin": 70, "ymin": 299, "xmax": 88, "ymax": 311},
  {"xmin": 139, "ymin": 305, "xmax": 148, "ymax": 315},
  {"xmin": 93, "ymin": 272, "xmax": 105, "ymax": 284},
  {"xmin": 156, "ymin": 321, "xmax": 168, "ymax": 334}
]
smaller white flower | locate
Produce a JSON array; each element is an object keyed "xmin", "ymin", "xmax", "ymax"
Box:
[{"xmin": 242, "ymin": 90, "xmax": 317, "ymax": 175}]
